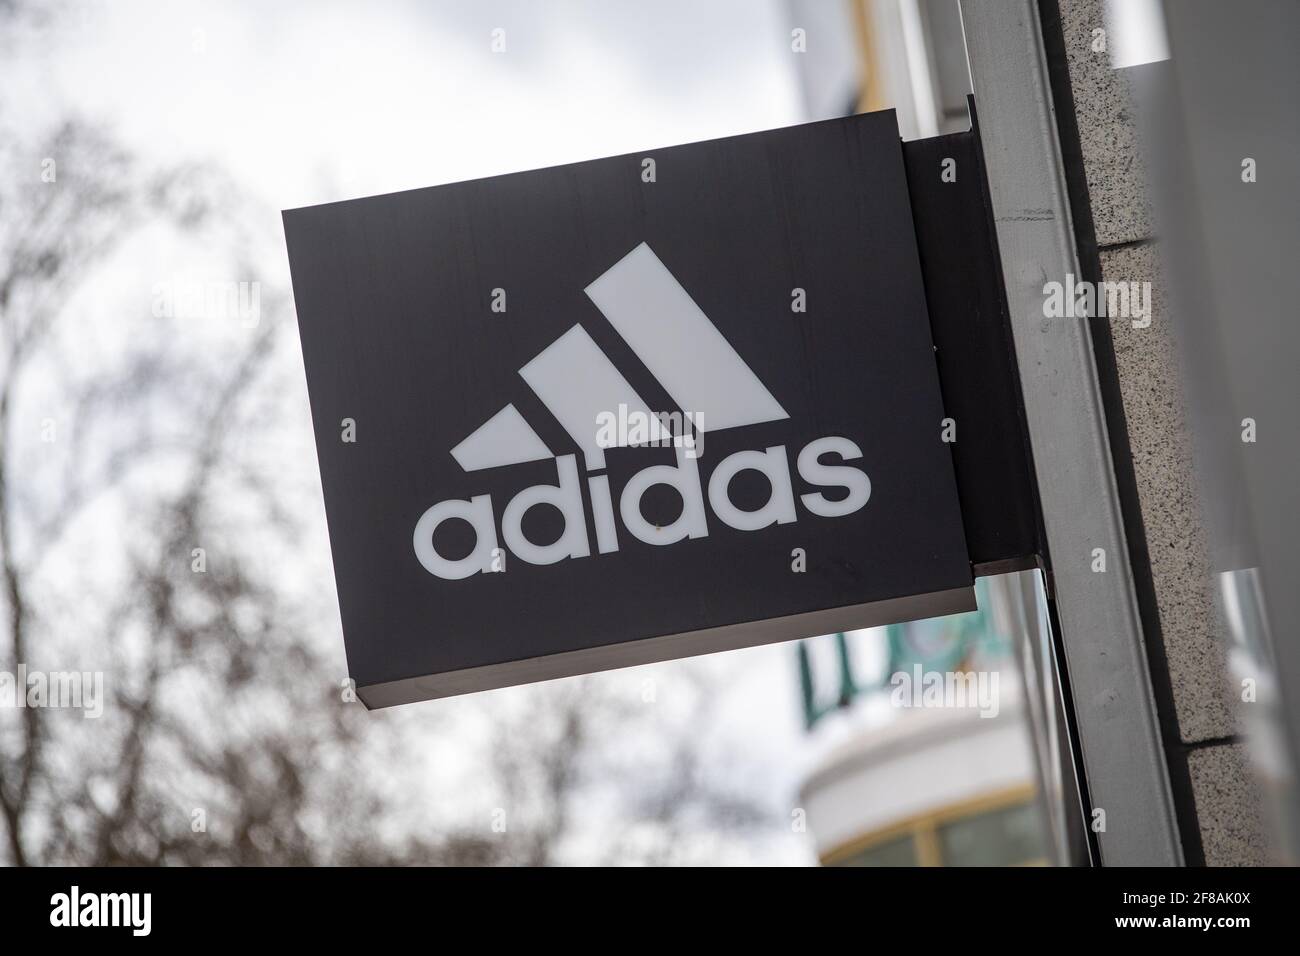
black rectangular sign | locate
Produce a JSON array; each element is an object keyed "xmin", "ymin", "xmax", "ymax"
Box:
[{"xmin": 284, "ymin": 110, "xmax": 974, "ymax": 708}]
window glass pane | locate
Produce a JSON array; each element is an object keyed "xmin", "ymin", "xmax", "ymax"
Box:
[
  {"xmin": 836, "ymin": 834, "xmax": 917, "ymax": 867},
  {"xmin": 937, "ymin": 801, "xmax": 1044, "ymax": 866}
]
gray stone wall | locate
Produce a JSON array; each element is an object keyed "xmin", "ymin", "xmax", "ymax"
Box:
[{"xmin": 1056, "ymin": 0, "xmax": 1265, "ymax": 865}]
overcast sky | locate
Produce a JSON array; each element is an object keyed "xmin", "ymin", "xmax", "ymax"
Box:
[{"xmin": 20, "ymin": 0, "xmax": 806, "ymax": 207}]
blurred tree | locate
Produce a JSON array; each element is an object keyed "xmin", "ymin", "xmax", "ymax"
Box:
[
  {"xmin": 0, "ymin": 2, "xmax": 777, "ymax": 868},
  {"xmin": 0, "ymin": 115, "xmax": 371, "ymax": 865}
]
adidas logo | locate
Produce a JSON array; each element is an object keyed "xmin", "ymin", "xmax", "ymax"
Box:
[{"xmin": 414, "ymin": 242, "xmax": 871, "ymax": 580}]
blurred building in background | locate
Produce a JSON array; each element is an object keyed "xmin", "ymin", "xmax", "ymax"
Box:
[
  {"xmin": 786, "ymin": 0, "xmax": 971, "ymax": 134},
  {"xmin": 797, "ymin": 581, "xmax": 1052, "ymax": 866},
  {"xmin": 804, "ymin": 698, "xmax": 1044, "ymax": 866}
]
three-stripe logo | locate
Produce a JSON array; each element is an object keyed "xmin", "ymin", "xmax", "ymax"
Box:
[{"xmin": 450, "ymin": 242, "xmax": 788, "ymax": 472}]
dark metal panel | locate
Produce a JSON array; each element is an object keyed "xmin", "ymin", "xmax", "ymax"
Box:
[{"xmin": 903, "ymin": 126, "xmax": 1041, "ymax": 574}]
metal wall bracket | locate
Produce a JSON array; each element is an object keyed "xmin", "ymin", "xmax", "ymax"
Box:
[{"xmin": 902, "ymin": 111, "xmax": 1043, "ymax": 579}]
